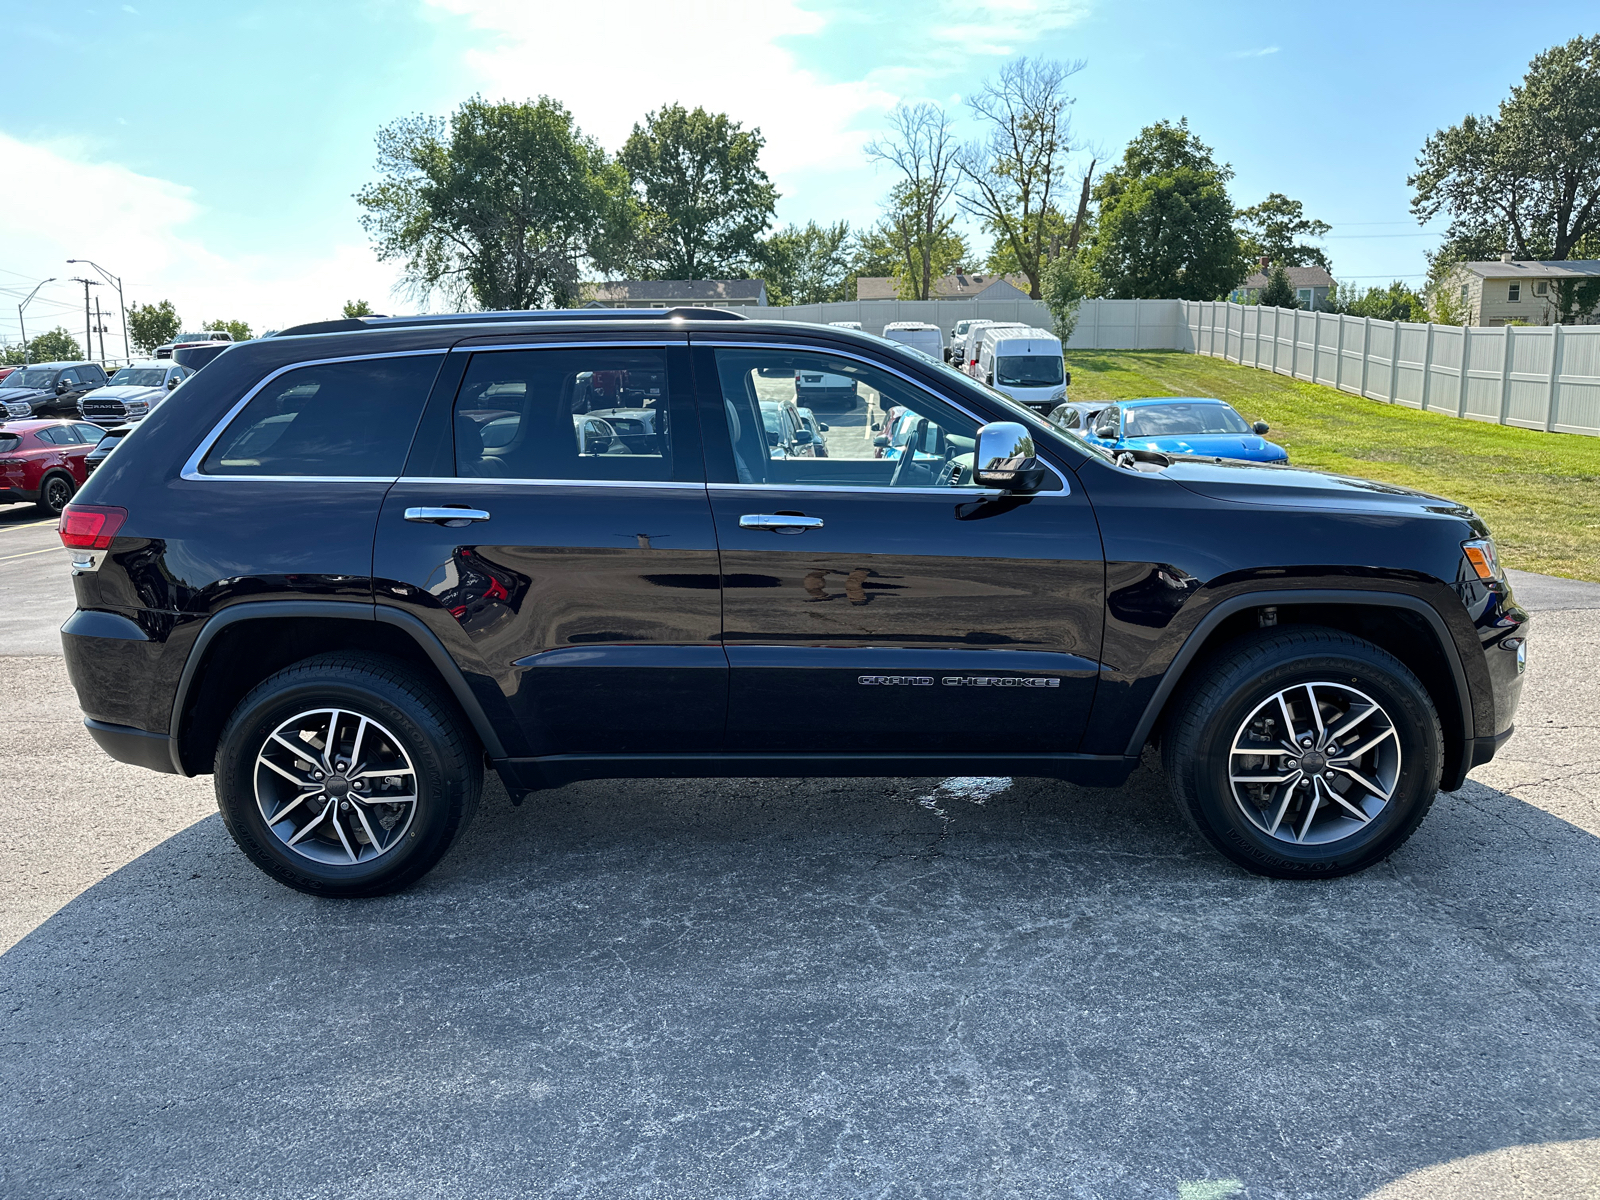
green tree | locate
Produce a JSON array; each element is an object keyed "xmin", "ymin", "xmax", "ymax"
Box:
[
  {"xmin": 618, "ymin": 103, "xmax": 778, "ymax": 279},
  {"xmin": 866, "ymin": 102, "xmax": 962, "ymax": 300},
  {"xmin": 5, "ymin": 328, "xmax": 84, "ymax": 364},
  {"xmin": 356, "ymin": 95, "xmax": 633, "ymax": 310},
  {"xmin": 204, "ymin": 318, "xmax": 252, "ymax": 342},
  {"xmin": 758, "ymin": 221, "xmax": 853, "ymax": 307},
  {"xmin": 127, "ymin": 300, "xmax": 180, "ymax": 355},
  {"xmin": 844, "ymin": 222, "xmax": 903, "ymax": 299},
  {"xmin": 1410, "ymin": 35, "xmax": 1600, "ymax": 321},
  {"xmin": 1328, "ymin": 279, "xmax": 1426, "ymax": 322},
  {"xmin": 955, "ymin": 57, "xmax": 1084, "ymax": 299},
  {"xmin": 342, "ymin": 299, "xmax": 374, "ymax": 317},
  {"xmin": 1040, "ymin": 252, "xmax": 1095, "ymax": 341},
  {"xmin": 878, "ymin": 181, "xmax": 970, "ymax": 299},
  {"xmin": 1089, "ymin": 118, "xmax": 1248, "ymax": 300},
  {"xmin": 1257, "ymin": 263, "xmax": 1299, "ymax": 309},
  {"xmin": 1237, "ymin": 193, "xmax": 1331, "ymax": 271},
  {"xmin": 986, "ymin": 207, "xmax": 1072, "ymax": 275}
]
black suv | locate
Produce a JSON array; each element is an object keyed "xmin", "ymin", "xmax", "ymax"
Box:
[{"xmin": 59, "ymin": 310, "xmax": 1530, "ymax": 896}]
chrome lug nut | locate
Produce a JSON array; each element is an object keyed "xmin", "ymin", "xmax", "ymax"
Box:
[
  {"xmin": 1324, "ymin": 770, "xmax": 1336, "ymax": 780},
  {"xmin": 312, "ymin": 770, "xmax": 324, "ymax": 780},
  {"xmin": 1300, "ymin": 736, "xmax": 1313, "ymax": 747},
  {"xmin": 1286, "ymin": 759, "xmax": 1299, "ymax": 770}
]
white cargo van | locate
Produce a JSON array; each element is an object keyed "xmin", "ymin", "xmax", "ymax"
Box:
[
  {"xmin": 959, "ymin": 321, "xmax": 1025, "ymax": 378},
  {"xmin": 974, "ymin": 326, "xmax": 1068, "ymax": 412},
  {"xmin": 880, "ymin": 321, "xmax": 944, "ymax": 362},
  {"xmin": 947, "ymin": 319, "xmax": 984, "ymax": 363}
]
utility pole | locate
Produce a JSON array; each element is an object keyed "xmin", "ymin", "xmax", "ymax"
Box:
[
  {"xmin": 66, "ymin": 259, "xmax": 127, "ymax": 362},
  {"xmin": 94, "ymin": 295, "xmax": 107, "ymax": 364},
  {"xmin": 18, "ymin": 278, "xmax": 56, "ymax": 365},
  {"xmin": 70, "ymin": 277, "xmax": 99, "ymax": 362}
]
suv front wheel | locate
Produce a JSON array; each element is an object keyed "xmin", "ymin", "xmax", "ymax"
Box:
[
  {"xmin": 1163, "ymin": 627, "xmax": 1443, "ymax": 879},
  {"xmin": 215, "ymin": 653, "xmax": 482, "ymax": 897}
]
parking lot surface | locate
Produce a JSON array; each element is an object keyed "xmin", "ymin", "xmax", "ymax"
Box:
[{"xmin": 1, "ymin": 501, "xmax": 1597, "ymax": 1198}]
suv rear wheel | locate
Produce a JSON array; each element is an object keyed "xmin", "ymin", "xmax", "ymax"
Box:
[
  {"xmin": 215, "ymin": 653, "xmax": 482, "ymax": 897},
  {"xmin": 1163, "ymin": 627, "xmax": 1442, "ymax": 879}
]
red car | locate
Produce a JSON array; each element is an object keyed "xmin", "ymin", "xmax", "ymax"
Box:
[
  {"xmin": 0, "ymin": 418, "xmax": 104, "ymax": 515},
  {"xmin": 0, "ymin": 366, "xmax": 18, "ymax": 383}
]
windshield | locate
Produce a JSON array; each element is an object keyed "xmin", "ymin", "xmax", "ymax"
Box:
[
  {"xmin": 1124, "ymin": 402, "xmax": 1251, "ymax": 437},
  {"xmin": 1, "ymin": 369, "xmax": 56, "ymax": 389},
  {"xmin": 110, "ymin": 368, "xmax": 167, "ymax": 387},
  {"xmin": 995, "ymin": 355, "xmax": 1064, "ymax": 387}
]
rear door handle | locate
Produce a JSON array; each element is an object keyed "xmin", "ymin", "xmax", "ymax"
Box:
[
  {"xmin": 404, "ymin": 506, "xmax": 491, "ymax": 526},
  {"xmin": 739, "ymin": 513, "xmax": 824, "ymax": 533}
]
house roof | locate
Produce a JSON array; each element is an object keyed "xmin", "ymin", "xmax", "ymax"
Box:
[
  {"xmin": 1457, "ymin": 259, "xmax": 1600, "ymax": 280},
  {"xmin": 580, "ymin": 279, "xmax": 768, "ymax": 302},
  {"xmin": 1241, "ymin": 265, "xmax": 1334, "ymax": 290},
  {"xmin": 855, "ymin": 272, "xmax": 1033, "ymax": 301}
]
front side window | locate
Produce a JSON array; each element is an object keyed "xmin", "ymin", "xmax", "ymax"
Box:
[
  {"xmin": 453, "ymin": 347, "xmax": 674, "ymax": 481},
  {"xmin": 59, "ymin": 369, "xmax": 82, "ymax": 387},
  {"xmin": 709, "ymin": 348, "xmax": 1019, "ymax": 490},
  {"xmin": 995, "ymin": 355, "xmax": 1064, "ymax": 387},
  {"xmin": 201, "ymin": 354, "xmax": 440, "ymax": 477},
  {"xmin": 1124, "ymin": 403, "xmax": 1251, "ymax": 438}
]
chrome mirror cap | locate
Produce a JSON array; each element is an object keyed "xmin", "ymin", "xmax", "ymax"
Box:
[{"xmin": 972, "ymin": 421, "xmax": 1048, "ymax": 492}]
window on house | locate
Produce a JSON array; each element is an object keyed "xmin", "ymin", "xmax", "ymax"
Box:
[
  {"xmin": 1535, "ymin": 282, "xmax": 1548, "ymax": 296},
  {"xmin": 1297, "ymin": 288, "xmax": 1313, "ymax": 307},
  {"xmin": 1508, "ymin": 283, "xmax": 1521, "ymax": 302},
  {"xmin": 1460, "ymin": 285, "xmax": 1469, "ymax": 309}
]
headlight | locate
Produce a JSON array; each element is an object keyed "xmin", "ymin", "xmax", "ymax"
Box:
[
  {"xmin": 1462, "ymin": 537, "xmax": 1503, "ymax": 581},
  {"xmin": 1049, "ymin": 387, "xmax": 1066, "ymax": 401}
]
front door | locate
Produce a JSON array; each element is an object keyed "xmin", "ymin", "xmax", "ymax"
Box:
[
  {"xmin": 375, "ymin": 339, "xmax": 727, "ymax": 757},
  {"xmin": 694, "ymin": 340, "xmax": 1105, "ymax": 755}
]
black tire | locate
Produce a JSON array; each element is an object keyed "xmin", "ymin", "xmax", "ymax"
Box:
[
  {"xmin": 36, "ymin": 472, "xmax": 75, "ymax": 517},
  {"xmin": 215, "ymin": 653, "xmax": 482, "ymax": 897},
  {"xmin": 1162, "ymin": 626, "xmax": 1442, "ymax": 879}
]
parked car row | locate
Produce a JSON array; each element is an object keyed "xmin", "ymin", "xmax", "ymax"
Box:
[{"xmin": 1, "ymin": 359, "xmax": 193, "ymax": 423}]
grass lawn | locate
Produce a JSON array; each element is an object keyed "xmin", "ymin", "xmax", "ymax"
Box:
[{"xmin": 1066, "ymin": 350, "xmax": 1600, "ymax": 582}]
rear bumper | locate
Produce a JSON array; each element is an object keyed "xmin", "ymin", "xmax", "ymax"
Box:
[
  {"xmin": 84, "ymin": 719, "xmax": 181, "ymax": 774},
  {"xmin": 0, "ymin": 486, "xmax": 39, "ymax": 503}
]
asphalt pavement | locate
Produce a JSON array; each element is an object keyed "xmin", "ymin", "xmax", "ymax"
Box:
[{"xmin": 1, "ymin": 498, "xmax": 1598, "ymax": 1199}]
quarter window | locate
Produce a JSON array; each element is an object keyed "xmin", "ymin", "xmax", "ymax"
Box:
[
  {"xmin": 200, "ymin": 354, "xmax": 440, "ymax": 477},
  {"xmin": 452, "ymin": 347, "xmax": 674, "ymax": 481}
]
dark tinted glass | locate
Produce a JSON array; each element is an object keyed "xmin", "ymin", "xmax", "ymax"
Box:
[
  {"xmin": 202, "ymin": 354, "xmax": 440, "ymax": 477},
  {"xmin": 453, "ymin": 348, "xmax": 673, "ymax": 481}
]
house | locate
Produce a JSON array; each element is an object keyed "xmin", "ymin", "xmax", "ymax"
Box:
[
  {"xmin": 1229, "ymin": 260, "xmax": 1334, "ymax": 311},
  {"xmin": 854, "ymin": 271, "xmax": 1033, "ymax": 301},
  {"xmin": 580, "ymin": 279, "xmax": 768, "ymax": 309},
  {"xmin": 1446, "ymin": 255, "xmax": 1600, "ymax": 326}
]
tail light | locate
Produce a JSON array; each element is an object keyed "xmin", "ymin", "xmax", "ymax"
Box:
[{"xmin": 59, "ymin": 504, "xmax": 127, "ymax": 550}]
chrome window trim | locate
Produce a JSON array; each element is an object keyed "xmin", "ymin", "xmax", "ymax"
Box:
[
  {"xmin": 399, "ymin": 477, "xmax": 705, "ymax": 491},
  {"xmin": 696, "ymin": 339, "xmax": 1071, "ymax": 495},
  {"xmin": 180, "ymin": 348, "xmax": 448, "ymax": 482},
  {"xmin": 707, "ymin": 482, "xmax": 1016, "ymax": 499},
  {"xmin": 446, "ymin": 338, "xmax": 686, "ymax": 352}
]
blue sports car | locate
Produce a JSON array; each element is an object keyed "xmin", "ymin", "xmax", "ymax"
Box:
[{"xmin": 1046, "ymin": 396, "xmax": 1288, "ymax": 464}]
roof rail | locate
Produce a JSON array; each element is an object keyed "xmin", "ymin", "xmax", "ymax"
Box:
[{"xmin": 274, "ymin": 305, "xmax": 749, "ymax": 338}]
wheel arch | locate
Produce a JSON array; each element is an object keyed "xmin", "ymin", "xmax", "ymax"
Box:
[
  {"xmin": 168, "ymin": 601, "xmax": 507, "ymax": 776},
  {"xmin": 1129, "ymin": 590, "xmax": 1476, "ymax": 790}
]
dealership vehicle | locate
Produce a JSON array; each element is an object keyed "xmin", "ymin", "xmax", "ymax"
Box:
[
  {"xmin": 0, "ymin": 361, "xmax": 109, "ymax": 419},
  {"xmin": 973, "ymin": 326, "xmax": 1068, "ymax": 413},
  {"xmin": 0, "ymin": 418, "xmax": 102, "ymax": 513},
  {"xmin": 958, "ymin": 320, "xmax": 1025, "ymax": 374},
  {"xmin": 60, "ymin": 307, "xmax": 1529, "ymax": 897},
  {"xmin": 79, "ymin": 361, "xmax": 192, "ymax": 426},
  {"xmin": 796, "ymin": 406, "xmax": 829, "ymax": 456},
  {"xmin": 154, "ymin": 331, "xmax": 232, "ymax": 360},
  {"xmin": 881, "ymin": 321, "xmax": 944, "ymax": 362},
  {"xmin": 84, "ymin": 423, "xmax": 135, "ymax": 475},
  {"xmin": 794, "ymin": 365, "xmax": 858, "ymax": 408},
  {"xmin": 1064, "ymin": 397, "xmax": 1288, "ymax": 465},
  {"xmin": 947, "ymin": 319, "xmax": 986, "ymax": 363},
  {"xmin": 826, "ymin": 321, "xmax": 862, "ymax": 331},
  {"xmin": 0, "ymin": 366, "xmax": 18, "ymax": 383},
  {"xmin": 760, "ymin": 398, "xmax": 817, "ymax": 458}
]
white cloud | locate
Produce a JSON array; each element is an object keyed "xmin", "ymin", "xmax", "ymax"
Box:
[
  {"xmin": 1229, "ymin": 45, "xmax": 1280, "ymax": 58},
  {"xmin": 0, "ymin": 130, "xmax": 404, "ymax": 346},
  {"xmin": 925, "ymin": 0, "xmax": 1089, "ymax": 62}
]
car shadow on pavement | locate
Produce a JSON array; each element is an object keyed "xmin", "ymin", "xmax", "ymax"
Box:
[{"xmin": 2, "ymin": 760, "xmax": 1598, "ymax": 1200}]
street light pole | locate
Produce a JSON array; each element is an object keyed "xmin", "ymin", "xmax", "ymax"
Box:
[
  {"xmin": 67, "ymin": 259, "xmax": 127, "ymax": 362},
  {"xmin": 17, "ymin": 278, "xmax": 56, "ymax": 366}
]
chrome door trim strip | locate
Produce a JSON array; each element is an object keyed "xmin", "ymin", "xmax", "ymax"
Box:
[
  {"xmin": 398, "ymin": 476, "xmax": 706, "ymax": 490},
  {"xmin": 705, "ymin": 482, "xmax": 1020, "ymax": 499},
  {"xmin": 690, "ymin": 338, "xmax": 1071, "ymax": 494},
  {"xmin": 180, "ymin": 348, "xmax": 447, "ymax": 482}
]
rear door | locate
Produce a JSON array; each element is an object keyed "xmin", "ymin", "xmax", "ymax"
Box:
[
  {"xmin": 374, "ymin": 337, "xmax": 726, "ymax": 757},
  {"xmin": 693, "ymin": 338, "xmax": 1105, "ymax": 755}
]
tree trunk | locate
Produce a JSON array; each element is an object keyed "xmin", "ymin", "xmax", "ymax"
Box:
[{"xmin": 1065, "ymin": 159, "xmax": 1095, "ymax": 256}]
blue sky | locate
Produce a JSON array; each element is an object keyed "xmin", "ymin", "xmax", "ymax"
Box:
[{"xmin": 1, "ymin": 0, "xmax": 1594, "ymax": 343}]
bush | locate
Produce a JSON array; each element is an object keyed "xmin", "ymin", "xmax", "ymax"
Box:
[{"xmin": 1256, "ymin": 264, "xmax": 1299, "ymax": 309}]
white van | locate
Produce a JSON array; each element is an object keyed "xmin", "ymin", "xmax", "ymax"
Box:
[
  {"xmin": 880, "ymin": 321, "xmax": 943, "ymax": 362},
  {"xmin": 959, "ymin": 321, "xmax": 1025, "ymax": 378},
  {"xmin": 947, "ymin": 319, "xmax": 984, "ymax": 362},
  {"xmin": 974, "ymin": 326, "xmax": 1068, "ymax": 412},
  {"xmin": 826, "ymin": 320, "xmax": 863, "ymax": 331}
]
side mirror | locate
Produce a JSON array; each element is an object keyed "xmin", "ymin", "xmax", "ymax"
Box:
[
  {"xmin": 817, "ymin": 422, "xmax": 829, "ymax": 432},
  {"xmin": 972, "ymin": 422, "xmax": 1048, "ymax": 492},
  {"xmin": 168, "ymin": 378, "xmax": 180, "ymax": 389},
  {"xmin": 870, "ymin": 422, "xmax": 882, "ymax": 432},
  {"xmin": 985, "ymin": 371, "xmax": 995, "ymax": 386},
  {"xmin": 793, "ymin": 428, "xmax": 813, "ymax": 444},
  {"xmin": 943, "ymin": 348, "xmax": 953, "ymax": 363},
  {"xmin": 1094, "ymin": 424, "xmax": 1117, "ymax": 440},
  {"xmin": 56, "ymin": 380, "xmax": 70, "ymax": 395},
  {"xmin": 872, "ymin": 434, "xmax": 889, "ymax": 448},
  {"xmin": 1252, "ymin": 420, "xmax": 1270, "ymax": 435}
]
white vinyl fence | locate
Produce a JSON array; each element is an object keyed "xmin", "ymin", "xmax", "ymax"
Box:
[{"xmin": 762, "ymin": 297, "xmax": 1600, "ymax": 437}]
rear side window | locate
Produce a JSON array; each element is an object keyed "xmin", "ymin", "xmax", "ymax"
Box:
[
  {"xmin": 0, "ymin": 434, "xmax": 19, "ymax": 452},
  {"xmin": 453, "ymin": 347, "xmax": 674, "ymax": 481},
  {"xmin": 201, "ymin": 354, "xmax": 441, "ymax": 477}
]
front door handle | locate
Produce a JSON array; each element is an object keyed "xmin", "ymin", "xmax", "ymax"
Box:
[
  {"xmin": 739, "ymin": 513, "xmax": 824, "ymax": 533},
  {"xmin": 405, "ymin": 506, "xmax": 491, "ymax": 527}
]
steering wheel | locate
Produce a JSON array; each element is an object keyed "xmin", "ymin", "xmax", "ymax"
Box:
[{"xmin": 889, "ymin": 445, "xmax": 916, "ymax": 488}]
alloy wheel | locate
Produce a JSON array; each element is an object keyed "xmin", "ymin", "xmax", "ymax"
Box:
[
  {"xmin": 255, "ymin": 707, "xmax": 419, "ymax": 865},
  {"xmin": 1228, "ymin": 681, "xmax": 1402, "ymax": 846}
]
